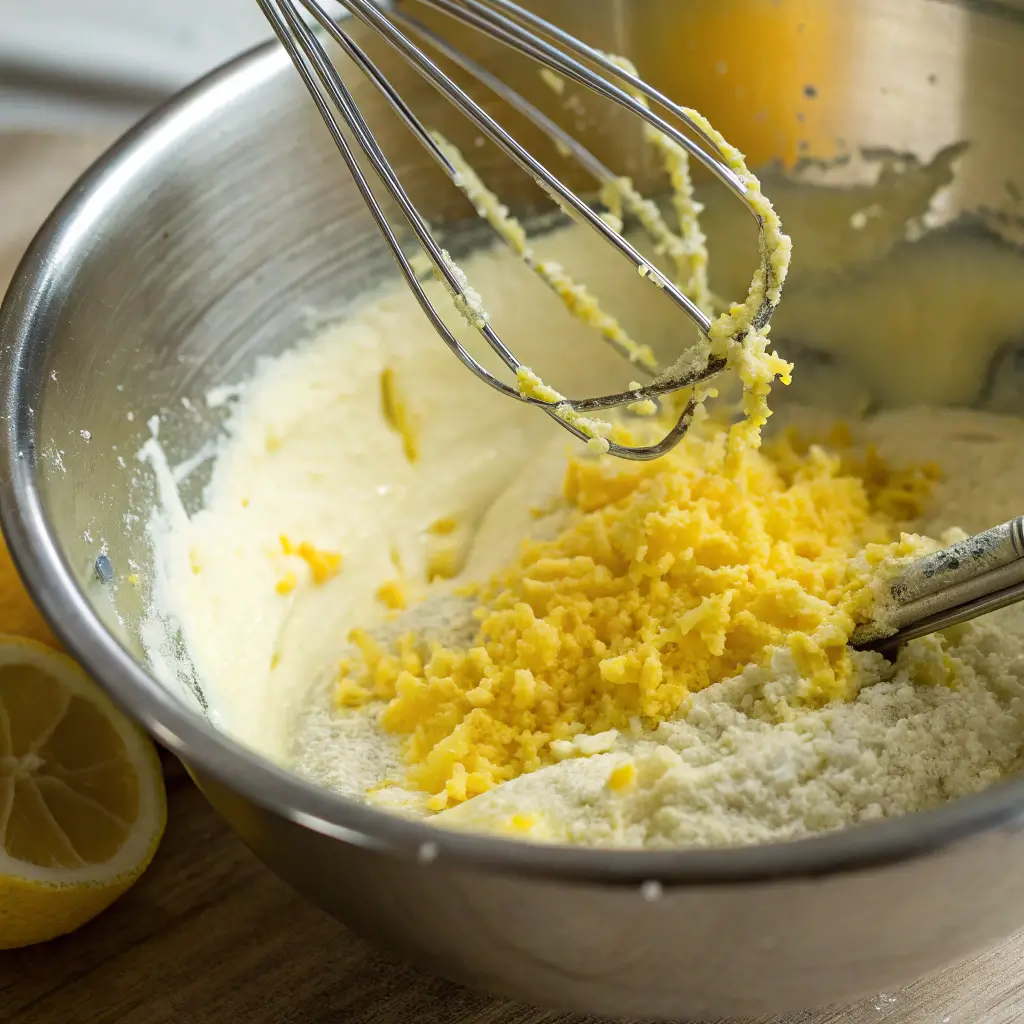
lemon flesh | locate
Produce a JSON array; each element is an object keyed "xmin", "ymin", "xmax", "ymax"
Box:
[{"xmin": 0, "ymin": 637, "xmax": 166, "ymax": 949}]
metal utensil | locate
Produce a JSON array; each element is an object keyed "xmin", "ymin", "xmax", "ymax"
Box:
[
  {"xmin": 257, "ymin": 0, "xmax": 776, "ymax": 460},
  {"xmin": 853, "ymin": 516, "xmax": 1024, "ymax": 653}
]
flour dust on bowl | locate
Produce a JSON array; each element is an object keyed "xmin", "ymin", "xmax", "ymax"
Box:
[{"xmin": 3, "ymin": 1, "xmax": 1024, "ymax": 1019}]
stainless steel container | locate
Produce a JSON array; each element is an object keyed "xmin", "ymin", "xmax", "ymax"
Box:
[{"xmin": 3, "ymin": 2, "xmax": 1024, "ymax": 1018}]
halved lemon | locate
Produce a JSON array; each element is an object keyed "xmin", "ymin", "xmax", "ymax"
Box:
[{"xmin": 0, "ymin": 636, "xmax": 166, "ymax": 948}]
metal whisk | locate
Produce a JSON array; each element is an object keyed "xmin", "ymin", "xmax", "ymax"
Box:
[{"xmin": 256, "ymin": 0, "xmax": 772, "ymax": 460}]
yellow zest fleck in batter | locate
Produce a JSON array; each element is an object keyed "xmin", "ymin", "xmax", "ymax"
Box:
[
  {"xmin": 428, "ymin": 517, "xmax": 459, "ymax": 536},
  {"xmin": 380, "ymin": 367, "xmax": 419, "ymax": 463},
  {"xmin": 426, "ymin": 544, "xmax": 462, "ymax": 582},
  {"xmin": 336, "ymin": 678, "xmax": 371, "ymax": 707},
  {"xmin": 507, "ymin": 813, "xmax": 538, "ymax": 833},
  {"xmin": 280, "ymin": 535, "xmax": 343, "ymax": 585},
  {"xmin": 607, "ymin": 760, "xmax": 637, "ymax": 792},
  {"xmin": 376, "ymin": 578, "xmax": 407, "ymax": 611}
]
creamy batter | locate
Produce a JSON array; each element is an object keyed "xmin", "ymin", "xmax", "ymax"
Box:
[{"xmin": 146, "ymin": 151, "xmax": 1024, "ymax": 849}]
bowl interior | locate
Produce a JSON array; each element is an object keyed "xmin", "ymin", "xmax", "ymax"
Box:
[{"xmin": 6, "ymin": 0, "xmax": 1024, "ymax": 820}]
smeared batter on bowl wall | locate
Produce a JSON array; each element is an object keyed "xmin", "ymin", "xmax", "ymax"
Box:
[{"xmin": 145, "ymin": 152, "xmax": 1024, "ymax": 849}]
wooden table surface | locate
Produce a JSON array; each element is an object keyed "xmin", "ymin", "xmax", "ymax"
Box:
[
  {"xmin": 2, "ymin": 752, "xmax": 1024, "ymax": 1024},
  {"xmin": 4, "ymin": 132, "xmax": 1024, "ymax": 1024}
]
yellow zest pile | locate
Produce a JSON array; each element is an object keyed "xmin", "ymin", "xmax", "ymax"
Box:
[{"xmin": 337, "ymin": 428, "xmax": 937, "ymax": 809}]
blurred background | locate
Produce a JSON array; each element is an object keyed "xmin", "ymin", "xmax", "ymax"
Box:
[{"xmin": 0, "ymin": 0, "xmax": 274, "ymax": 132}]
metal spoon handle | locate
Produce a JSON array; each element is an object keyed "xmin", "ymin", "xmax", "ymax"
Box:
[
  {"xmin": 852, "ymin": 515, "xmax": 1024, "ymax": 653},
  {"xmin": 856, "ymin": 573, "xmax": 1024, "ymax": 654},
  {"xmin": 889, "ymin": 515, "xmax": 1024, "ymax": 604}
]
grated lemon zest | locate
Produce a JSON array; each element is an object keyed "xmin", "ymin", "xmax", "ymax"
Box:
[{"xmin": 340, "ymin": 432, "xmax": 935, "ymax": 806}]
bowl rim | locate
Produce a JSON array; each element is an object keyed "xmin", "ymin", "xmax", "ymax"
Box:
[{"xmin": 3, "ymin": 38, "xmax": 1024, "ymax": 888}]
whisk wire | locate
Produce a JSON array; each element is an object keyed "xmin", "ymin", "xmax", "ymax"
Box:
[
  {"xmin": 303, "ymin": 6, "xmax": 561, "ymax": 386},
  {"xmin": 311, "ymin": 5, "xmax": 462, "ymax": 175},
  {"xmin": 322, "ymin": 0, "xmax": 713, "ymax": 333},
  {"xmin": 386, "ymin": 7, "xmax": 613, "ymax": 185},
  {"xmin": 260, "ymin": 0, "xmax": 525, "ymax": 400},
  {"xmin": 260, "ymin": 2, "xmax": 1024, "ymax": 646},
  {"xmin": 388, "ymin": 6, "xmax": 717, "ymax": 321}
]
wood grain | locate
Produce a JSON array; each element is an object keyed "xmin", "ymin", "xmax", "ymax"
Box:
[
  {"xmin": 2, "ymin": 756, "xmax": 1024, "ymax": 1024},
  {"xmin": 0, "ymin": 132, "xmax": 120, "ymax": 288},
  {"xmin": 4, "ymin": 132, "xmax": 1024, "ymax": 1024}
]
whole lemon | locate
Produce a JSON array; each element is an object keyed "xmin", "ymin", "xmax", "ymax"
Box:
[{"xmin": 0, "ymin": 530, "xmax": 61, "ymax": 649}]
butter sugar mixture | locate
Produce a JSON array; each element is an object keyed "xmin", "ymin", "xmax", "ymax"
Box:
[{"xmin": 147, "ymin": 144, "xmax": 1024, "ymax": 849}]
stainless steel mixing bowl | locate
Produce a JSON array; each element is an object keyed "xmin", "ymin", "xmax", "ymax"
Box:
[{"xmin": 4, "ymin": 1, "xmax": 1024, "ymax": 1018}]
